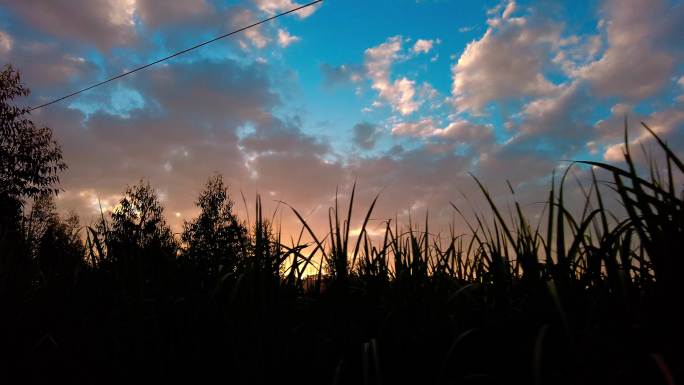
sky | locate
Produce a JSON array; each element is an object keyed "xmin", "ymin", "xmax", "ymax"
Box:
[{"xmin": 1, "ymin": 0, "xmax": 683, "ymax": 240}]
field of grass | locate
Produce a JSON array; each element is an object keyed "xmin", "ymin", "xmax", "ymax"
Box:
[{"xmin": 0, "ymin": 122, "xmax": 682, "ymax": 384}]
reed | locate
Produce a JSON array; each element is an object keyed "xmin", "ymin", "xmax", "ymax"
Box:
[{"xmin": 1, "ymin": 121, "xmax": 680, "ymax": 384}]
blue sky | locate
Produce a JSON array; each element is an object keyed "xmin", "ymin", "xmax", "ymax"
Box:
[{"xmin": 1, "ymin": 0, "xmax": 683, "ymax": 235}]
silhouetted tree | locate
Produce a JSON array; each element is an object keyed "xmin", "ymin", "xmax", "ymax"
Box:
[
  {"xmin": 23, "ymin": 194, "xmax": 59, "ymax": 257},
  {"xmin": 107, "ymin": 180, "xmax": 177, "ymax": 255},
  {"xmin": 37, "ymin": 211, "xmax": 84, "ymax": 289},
  {"xmin": 1, "ymin": 64, "xmax": 66, "ymax": 301},
  {"xmin": 182, "ymin": 174, "xmax": 248, "ymax": 287},
  {"xmin": 0, "ymin": 64, "xmax": 66, "ymax": 207},
  {"xmin": 104, "ymin": 180, "xmax": 177, "ymax": 296}
]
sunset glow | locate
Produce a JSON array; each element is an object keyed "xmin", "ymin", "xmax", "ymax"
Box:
[{"xmin": 1, "ymin": 0, "xmax": 682, "ymax": 238}]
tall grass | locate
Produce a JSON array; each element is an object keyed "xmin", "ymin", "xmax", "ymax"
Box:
[
  {"xmin": 274, "ymin": 121, "xmax": 682, "ymax": 384},
  {"xmin": 0, "ymin": 122, "xmax": 681, "ymax": 384}
]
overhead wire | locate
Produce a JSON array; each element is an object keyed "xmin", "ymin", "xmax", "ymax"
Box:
[{"xmin": 28, "ymin": 0, "xmax": 323, "ymax": 112}]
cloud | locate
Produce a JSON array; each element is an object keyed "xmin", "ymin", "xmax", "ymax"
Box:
[
  {"xmin": 231, "ymin": 8, "xmax": 270, "ymax": 49},
  {"xmin": 453, "ymin": 0, "xmax": 684, "ymax": 206},
  {"xmin": 365, "ymin": 36, "xmax": 402, "ymax": 85},
  {"xmin": 277, "ymin": 29, "xmax": 300, "ymax": 47},
  {"xmin": 502, "ymin": 1, "xmax": 517, "ymax": 19},
  {"xmin": 513, "ymin": 82, "xmax": 594, "ymax": 153},
  {"xmin": 595, "ymin": 101, "xmax": 684, "ymax": 163},
  {"xmin": 26, "ymin": 58, "xmax": 279, "ymax": 226},
  {"xmin": 253, "ymin": 0, "xmax": 321, "ymax": 19},
  {"xmin": 34, "ymin": 61, "xmax": 513, "ymax": 242},
  {"xmin": 3, "ymin": 39, "xmax": 98, "ymax": 89},
  {"xmin": 135, "ymin": 0, "xmax": 212, "ymax": 26},
  {"xmin": 5, "ymin": 0, "xmax": 681, "ymax": 246},
  {"xmin": 238, "ymin": 116, "xmax": 345, "ymax": 205},
  {"xmin": 391, "ymin": 118, "xmax": 494, "ymax": 152},
  {"xmin": 451, "ymin": 2, "xmax": 562, "ymax": 113},
  {"xmin": 0, "ymin": 0, "xmax": 138, "ymax": 50},
  {"xmin": 469, "ymin": 81, "xmax": 592, "ymax": 185},
  {"xmin": 0, "ymin": 30, "xmax": 12, "ymax": 54},
  {"xmin": 576, "ymin": 0, "xmax": 684, "ymax": 100},
  {"xmin": 320, "ymin": 64, "xmax": 364, "ymax": 87},
  {"xmin": 451, "ymin": 0, "xmax": 682, "ymax": 171},
  {"xmin": 412, "ymin": 39, "xmax": 434, "ymax": 54},
  {"xmin": 365, "ymin": 36, "xmax": 421, "ymax": 115},
  {"xmin": 391, "ymin": 119, "xmax": 437, "ymax": 137},
  {"xmin": 551, "ymin": 34, "xmax": 602, "ymax": 75},
  {"xmin": 352, "ymin": 122, "xmax": 379, "ymax": 150}
]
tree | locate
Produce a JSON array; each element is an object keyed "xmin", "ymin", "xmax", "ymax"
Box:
[
  {"xmin": 0, "ymin": 64, "xmax": 67, "ymax": 202},
  {"xmin": 1, "ymin": 64, "xmax": 66, "ymax": 298},
  {"xmin": 182, "ymin": 174, "xmax": 248, "ymax": 285},
  {"xmin": 23, "ymin": 193, "xmax": 59, "ymax": 257},
  {"xmin": 103, "ymin": 180, "xmax": 177, "ymax": 296},
  {"xmin": 36, "ymin": 211, "xmax": 84, "ymax": 289},
  {"xmin": 108, "ymin": 180, "xmax": 177, "ymax": 257}
]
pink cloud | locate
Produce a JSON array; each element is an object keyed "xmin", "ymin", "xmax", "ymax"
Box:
[
  {"xmin": 277, "ymin": 29, "xmax": 300, "ymax": 47},
  {"xmin": 412, "ymin": 39, "xmax": 434, "ymax": 54},
  {"xmin": 365, "ymin": 36, "xmax": 421, "ymax": 116},
  {"xmin": 576, "ymin": 0, "xmax": 683, "ymax": 100},
  {"xmin": 451, "ymin": 3, "xmax": 562, "ymax": 113},
  {"xmin": 0, "ymin": 0, "xmax": 138, "ymax": 50},
  {"xmin": 0, "ymin": 30, "xmax": 12, "ymax": 54},
  {"xmin": 253, "ymin": 0, "xmax": 321, "ymax": 19}
]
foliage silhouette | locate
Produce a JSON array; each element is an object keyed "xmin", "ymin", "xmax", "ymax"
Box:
[
  {"xmin": 0, "ymin": 65, "xmax": 66, "ymax": 318},
  {"xmin": 0, "ymin": 65, "xmax": 682, "ymax": 385},
  {"xmin": 0, "ymin": 65, "xmax": 66, "ymax": 201},
  {"xmin": 181, "ymin": 174, "xmax": 248, "ymax": 290}
]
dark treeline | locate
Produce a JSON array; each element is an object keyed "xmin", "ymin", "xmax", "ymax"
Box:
[{"xmin": 1, "ymin": 64, "xmax": 682, "ymax": 384}]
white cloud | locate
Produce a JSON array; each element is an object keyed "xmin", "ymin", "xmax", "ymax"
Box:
[
  {"xmin": 390, "ymin": 78, "xmax": 419, "ymax": 115},
  {"xmin": 254, "ymin": 0, "xmax": 320, "ymax": 19},
  {"xmin": 391, "ymin": 118, "xmax": 493, "ymax": 145},
  {"xmin": 391, "ymin": 118, "xmax": 437, "ymax": 137},
  {"xmin": 365, "ymin": 36, "xmax": 402, "ymax": 86},
  {"xmin": 0, "ymin": 30, "xmax": 12, "ymax": 54},
  {"xmin": 451, "ymin": 7, "xmax": 562, "ymax": 113},
  {"xmin": 0, "ymin": 0, "xmax": 138, "ymax": 49},
  {"xmin": 486, "ymin": 2, "xmax": 503, "ymax": 16},
  {"xmin": 486, "ymin": 0, "xmax": 520, "ymax": 27},
  {"xmin": 576, "ymin": 0, "xmax": 683, "ymax": 100},
  {"xmin": 502, "ymin": 1, "xmax": 516, "ymax": 19},
  {"xmin": 246, "ymin": 30, "xmax": 269, "ymax": 49},
  {"xmin": 610, "ymin": 103, "xmax": 631, "ymax": 116},
  {"xmin": 515, "ymin": 82, "xmax": 590, "ymax": 146},
  {"xmin": 106, "ymin": 0, "xmax": 136, "ymax": 26},
  {"xmin": 232, "ymin": 9, "xmax": 269, "ymax": 48},
  {"xmin": 365, "ymin": 36, "xmax": 421, "ymax": 116},
  {"xmin": 602, "ymin": 106, "xmax": 684, "ymax": 162},
  {"xmin": 412, "ymin": 39, "xmax": 434, "ymax": 54},
  {"xmin": 521, "ymin": 83, "xmax": 576, "ymax": 122},
  {"xmin": 277, "ymin": 29, "xmax": 300, "ymax": 47},
  {"xmin": 552, "ymin": 34, "xmax": 603, "ymax": 76}
]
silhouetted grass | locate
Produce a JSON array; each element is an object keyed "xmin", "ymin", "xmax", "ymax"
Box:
[{"xmin": 0, "ymin": 122, "xmax": 681, "ymax": 385}]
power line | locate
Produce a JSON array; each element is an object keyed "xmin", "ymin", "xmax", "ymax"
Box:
[{"xmin": 29, "ymin": 0, "xmax": 323, "ymax": 112}]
